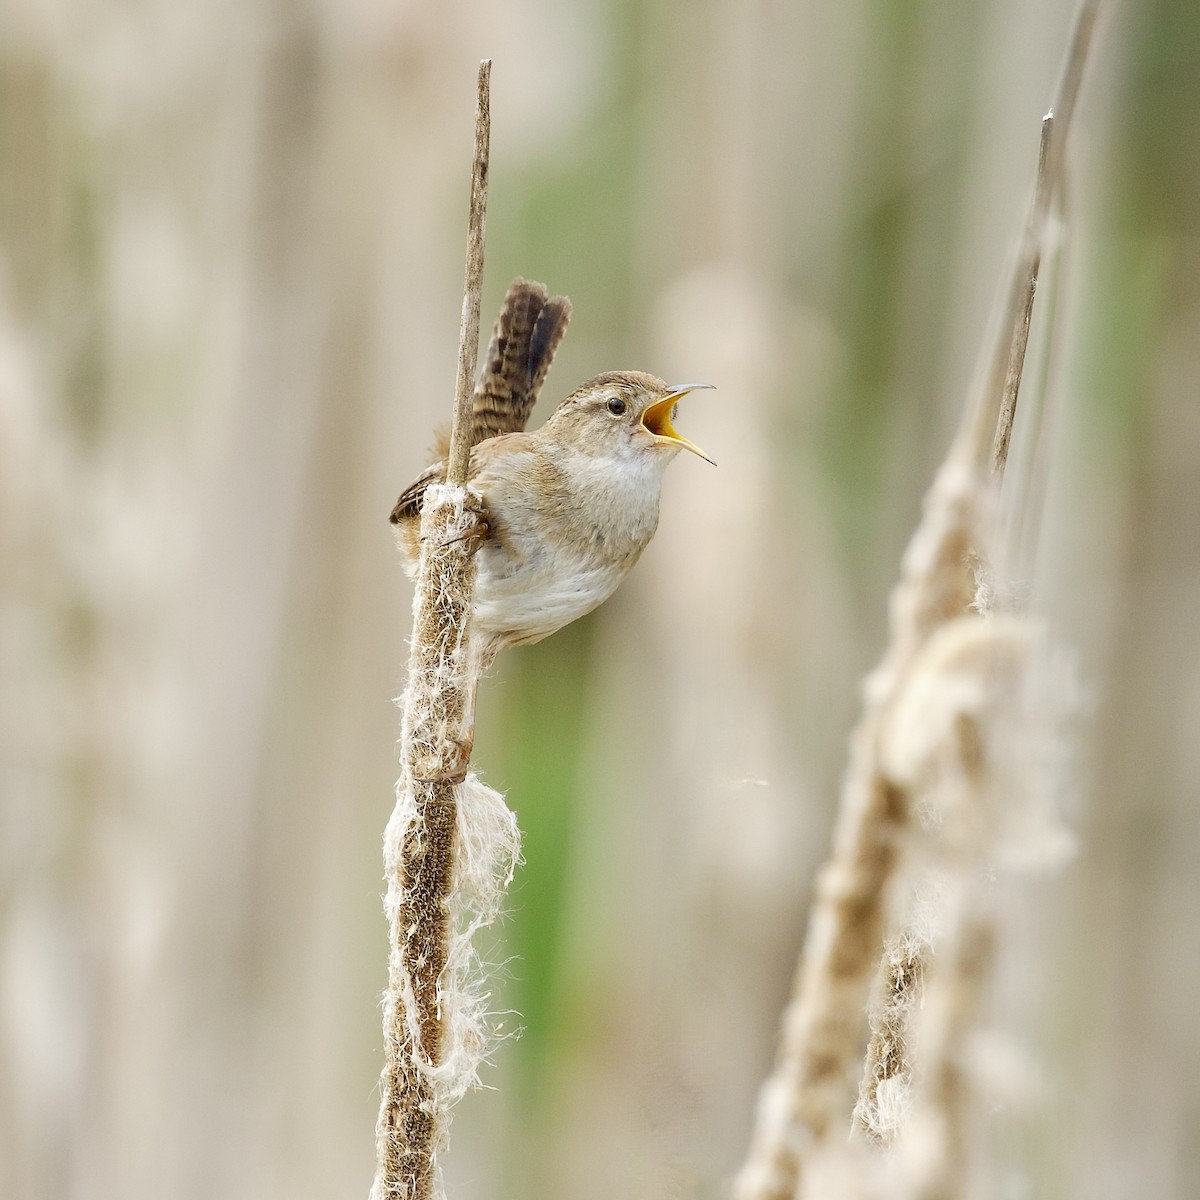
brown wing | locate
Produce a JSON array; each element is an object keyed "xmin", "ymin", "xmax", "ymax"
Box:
[
  {"xmin": 390, "ymin": 278, "xmax": 572, "ymax": 525},
  {"xmin": 389, "ymin": 461, "xmax": 444, "ymax": 525}
]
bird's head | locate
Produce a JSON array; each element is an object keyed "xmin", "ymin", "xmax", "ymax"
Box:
[{"xmin": 546, "ymin": 371, "xmax": 715, "ymax": 466}]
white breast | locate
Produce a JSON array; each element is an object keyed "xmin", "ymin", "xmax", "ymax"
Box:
[
  {"xmin": 472, "ymin": 545, "xmax": 629, "ymax": 647},
  {"xmin": 471, "ymin": 447, "xmax": 666, "ymax": 649}
]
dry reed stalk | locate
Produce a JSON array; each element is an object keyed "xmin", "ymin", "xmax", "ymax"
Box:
[
  {"xmin": 735, "ymin": 8, "xmax": 1099, "ymax": 1198},
  {"xmin": 854, "ymin": 8, "xmax": 1098, "ymax": 1173},
  {"xmin": 372, "ymin": 62, "xmax": 520, "ymax": 1200}
]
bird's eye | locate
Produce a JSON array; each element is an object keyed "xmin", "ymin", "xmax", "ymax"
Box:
[{"xmin": 606, "ymin": 396, "xmax": 627, "ymax": 416}]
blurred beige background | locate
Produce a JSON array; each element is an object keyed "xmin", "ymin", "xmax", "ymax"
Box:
[{"xmin": 2, "ymin": 1, "xmax": 1198, "ymax": 1197}]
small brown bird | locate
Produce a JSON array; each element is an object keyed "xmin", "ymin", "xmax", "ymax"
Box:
[{"xmin": 391, "ymin": 278, "xmax": 713, "ymax": 667}]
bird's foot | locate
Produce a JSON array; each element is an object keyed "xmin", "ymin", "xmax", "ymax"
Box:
[
  {"xmin": 417, "ymin": 730, "xmax": 475, "ymax": 786},
  {"xmin": 439, "ymin": 516, "xmax": 490, "ymax": 553}
]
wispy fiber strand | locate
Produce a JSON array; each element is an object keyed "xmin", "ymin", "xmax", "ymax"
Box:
[{"xmin": 877, "ymin": 617, "xmax": 1048, "ymax": 1200}]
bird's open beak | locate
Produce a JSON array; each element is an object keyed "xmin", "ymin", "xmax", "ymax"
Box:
[{"xmin": 640, "ymin": 384, "xmax": 716, "ymax": 464}]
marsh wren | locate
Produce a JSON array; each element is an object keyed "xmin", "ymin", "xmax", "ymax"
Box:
[{"xmin": 390, "ymin": 278, "xmax": 713, "ymax": 666}]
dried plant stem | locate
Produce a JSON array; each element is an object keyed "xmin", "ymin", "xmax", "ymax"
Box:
[
  {"xmin": 449, "ymin": 60, "xmax": 491, "ymax": 488},
  {"xmin": 852, "ymin": 7, "xmax": 1099, "ymax": 1187},
  {"xmin": 736, "ymin": 10, "xmax": 1100, "ymax": 1197},
  {"xmin": 855, "ymin": 6, "xmax": 1098, "ymax": 1175},
  {"xmin": 988, "ymin": 111, "xmax": 1054, "ymax": 478},
  {"xmin": 374, "ymin": 499, "xmax": 479, "ymax": 1200},
  {"xmin": 984, "ymin": 0, "xmax": 1100, "ymax": 478},
  {"xmin": 998, "ymin": 175, "xmax": 1071, "ymax": 581},
  {"xmin": 372, "ymin": 62, "xmax": 494, "ymax": 1200}
]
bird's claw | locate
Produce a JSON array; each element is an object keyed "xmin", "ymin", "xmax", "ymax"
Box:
[
  {"xmin": 419, "ymin": 731, "xmax": 474, "ymax": 785},
  {"xmin": 439, "ymin": 517, "xmax": 490, "ymax": 553}
]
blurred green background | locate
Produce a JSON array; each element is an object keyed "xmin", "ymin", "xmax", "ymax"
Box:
[{"xmin": 2, "ymin": 1, "xmax": 1198, "ymax": 1197}]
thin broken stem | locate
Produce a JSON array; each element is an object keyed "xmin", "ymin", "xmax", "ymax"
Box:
[
  {"xmin": 993, "ymin": 175, "xmax": 1069, "ymax": 584},
  {"xmin": 448, "ymin": 60, "xmax": 492, "ymax": 488},
  {"xmin": 957, "ymin": 0, "xmax": 1100, "ymax": 477},
  {"xmin": 989, "ymin": 112, "xmax": 1054, "ymax": 478}
]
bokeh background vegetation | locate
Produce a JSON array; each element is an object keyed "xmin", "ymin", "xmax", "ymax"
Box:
[{"xmin": 2, "ymin": 1, "xmax": 1198, "ymax": 1197}]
